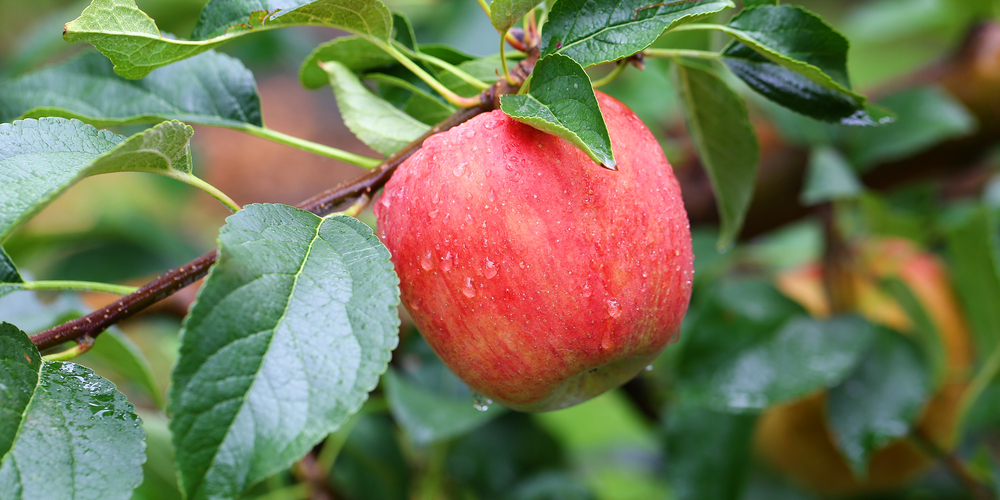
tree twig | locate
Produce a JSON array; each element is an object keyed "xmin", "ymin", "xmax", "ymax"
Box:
[
  {"xmin": 910, "ymin": 428, "xmax": 997, "ymax": 500},
  {"xmin": 29, "ymin": 52, "xmax": 538, "ymax": 351}
]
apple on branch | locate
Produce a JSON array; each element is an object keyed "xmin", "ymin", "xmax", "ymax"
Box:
[{"xmin": 376, "ymin": 91, "xmax": 694, "ymax": 412}]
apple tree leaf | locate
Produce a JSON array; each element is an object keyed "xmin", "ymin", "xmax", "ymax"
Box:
[
  {"xmin": 490, "ymin": 0, "xmax": 543, "ymax": 33},
  {"xmin": 0, "ymin": 118, "xmax": 196, "ymax": 242},
  {"xmin": 0, "ymin": 249, "xmax": 22, "ymax": 300},
  {"xmin": 845, "ymin": 86, "xmax": 976, "ymax": 170},
  {"xmin": 169, "ymin": 204, "xmax": 400, "ymax": 500},
  {"xmin": 672, "ymin": 60, "xmax": 759, "ymax": 249},
  {"xmin": 541, "ymin": 0, "xmax": 734, "ymax": 67},
  {"xmin": 720, "ymin": 5, "xmax": 888, "ymax": 125},
  {"xmin": 664, "ymin": 403, "xmax": 756, "ymax": 500},
  {"xmin": 500, "ymin": 54, "xmax": 615, "ymax": 168},
  {"xmin": 675, "ymin": 278, "xmax": 876, "ymax": 413},
  {"xmin": 299, "ymin": 36, "xmax": 398, "ymax": 89},
  {"xmin": 64, "ymin": 0, "xmax": 393, "ymax": 79},
  {"xmin": 0, "ymin": 323, "xmax": 146, "ymax": 500},
  {"xmin": 826, "ymin": 328, "xmax": 932, "ymax": 476},
  {"xmin": 321, "ymin": 60, "xmax": 430, "ymax": 155},
  {"xmin": 800, "ymin": 146, "xmax": 862, "ymax": 206},
  {"xmin": 384, "ymin": 368, "xmax": 503, "ymax": 445},
  {"xmin": 0, "ymin": 50, "xmax": 261, "ymax": 128}
]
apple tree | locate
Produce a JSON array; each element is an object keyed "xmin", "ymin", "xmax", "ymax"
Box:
[{"xmin": 1, "ymin": 0, "xmax": 999, "ymax": 499}]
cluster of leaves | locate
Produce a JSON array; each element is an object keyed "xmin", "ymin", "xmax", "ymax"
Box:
[{"xmin": 1, "ymin": 0, "xmax": 1000, "ymax": 499}]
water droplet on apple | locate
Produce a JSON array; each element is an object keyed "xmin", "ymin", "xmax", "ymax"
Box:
[
  {"xmin": 420, "ymin": 252, "xmax": 434, "ymax": 271},
  {"xmin": 463, "ymin": 277, "xmax": 476, "ymax": 297},
  {"xmin": 645, "ymin": 365, "xmax": 654, "ymax": 372},
  {"xmin": 488, "ymin": 189, "xmax": 495, "ymax": 201},
  {"xmin": 485, "ymin": 169, "xmax": 492, "ymax": 177},
  {"xmin": 441, "ymin": 252, "xmax": 454, "ymax": 272},
  {"xmin": 409, "ymin": 299, "xmax": 421, "ymax": 311},
  {"xmin": 432, "ymin": 191, "xmax": 440, "ymax": 204},
  {"xmin": 465, "ymin": 128, "xmax": 476, "ymax": 138},
  {"xmin": 581, "ymin": 283, "xmax": 592, "ymax": 298},
  {"xmin": 472, "ymin": 392, "xmax": 493, "ymax": 412},
  {"xmin": 428, "ymin": 208, "xmax": 439, "ymax": 218},
  {"xmin": 453, "ymin": 162, "xmax": 467, "ymax": 177},
  {"xmin": 484, "ymin": 259, "xmax": 498, "ymax": 279},
  {"xmin": 606, "ymin": 299, "xmax": 621, "ymax": 318}
]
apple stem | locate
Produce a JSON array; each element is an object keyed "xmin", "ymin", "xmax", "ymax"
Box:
[
  {"xmin": 820, "ymin": 203, "xmax": 857, "ymax": 314},
  {"xmin": 592, "ymin": 60, "xmax": 629, "ymax": 88}
]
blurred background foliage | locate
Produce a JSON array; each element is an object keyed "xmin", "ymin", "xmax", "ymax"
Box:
[{"xmin": 2, "ymin": 0, "xmax": 1000, "ymax": 499}]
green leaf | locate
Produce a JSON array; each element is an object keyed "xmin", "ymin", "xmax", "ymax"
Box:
[
  {"xmin": 800, "ymin": 146, "xmax": 862, "ymax": 206},
  {"xmin": 500, "ymin": 54, "xmax": 615, "ymax": 168},
  {"xmin": 724, "ymin": 6, "xmax": 857, "ymax": 96},
  {"xmin": 720, "ymin": 5, "xmax": 888, "ymax": 125},
  {"xmin": 0, "ymin": 249, "xmax": 22, "ymax": 299},
  {"xmin": 676, "ymin": 278, "xmax": 875, "ymax": 413},
  {"xmin": 64, "ymin": 0, "xmax": 393, "ymax": 79},
  {"xmin": 321, "ymin": 61, "xmax": 430, "ymax": 155},
  {"xmin": 0, "ymin": 118, "xmax": 195, "ymax": 242},
  {"xmin": 723, "ymin": 46, "xmax": 877, "ymax": 125},
  {"xmin": 87, "ymin": 330, "xmax": 165, "ymax": 409},
  {"xmin": 945, "ymin": 207, "xmax": 1000, "ymax": 356},
  {"xmin": 299, "ymin": 36, "xmax": 397, "ymax": 89},
  {"xmin": 491, "ymin": 0, "xmax": 543, "ymax": 32},
  {"xmin": 663, "ymin": 404, "xmax": 756, "ymax": 500},
  {"xmin": 384, "ymin": 368, "xmax": 502, "ymax": 445},
  {"xmin": 541, "ymin": 0, "xmax": 734, "ymax": 67},
  {"xmin": 0, "ymin": 323, "xmax": 146, "ymax": 500},
  {"xmin": 826, "ymin": 328, "xmax": 932, "ymax": 476},
  {"xmin": 845, "ymin": 86, "xmax": 977, "ymax": 170},
  {"xmin": 672, "ymin": 60, "xmax": 759, "ymax": 249},
  {"xmin": 169, "ymin": 204, "xmax": 400, "ymax": 500},
  {"xmin": 332, "ymin": 414, "xmax": 410, "ymax": 500},
  {"xmin": 364, "ymin": 73, "xmax": 455, "ymax": 125},
  {"xmin": 0, "ymin": 50, "xmax": 262, "ymax": 128}
]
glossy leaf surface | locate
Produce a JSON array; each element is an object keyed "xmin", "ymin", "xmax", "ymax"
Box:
[{"xmin": 169, "ymin": 204, "xmax": 400, "ymax": 500}]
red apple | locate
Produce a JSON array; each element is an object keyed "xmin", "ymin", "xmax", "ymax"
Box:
[{"xmin": 375, "ymin": 92, "xmax": 694, "ymax": 412}]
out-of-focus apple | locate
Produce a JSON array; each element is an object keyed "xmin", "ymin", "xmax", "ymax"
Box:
[
  {"xmin": 754, "ymin": 238, "xmax": 973, "ymax": 494},
  {"xmin": 375, "ymin": 92, "xmax": 694, "ymax": 412}
]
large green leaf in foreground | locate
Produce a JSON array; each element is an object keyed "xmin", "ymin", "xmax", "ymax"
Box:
[
  {"xmin": 0, "ymin": 323, "xmax": 146, "ymax": 500},
  {"xmin": 169, "ymin": 204, "xmax": 400, "ymax": 500},
  {"xmin": 500, "ymin": 54, "xmax": 615, "ymax": 168},
  {"xmin": 64, "ymin": 0, "xmax": 394, "ymax": 79},
  {"xmin": 0, "ymin": 50, "xmax": 261, "ymax": 128},
  {"xmin": 0, "ymin": 118, "xmax": 195, "ymax": 242}
]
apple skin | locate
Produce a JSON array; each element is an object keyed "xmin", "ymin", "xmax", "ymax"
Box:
[
  {"xmin": 754, "ymin": 238, "xmax": 973, "ymax": 494},
  {"xmin": 375, "ymin": 92, "xmax": 694, "ymax": 412}
]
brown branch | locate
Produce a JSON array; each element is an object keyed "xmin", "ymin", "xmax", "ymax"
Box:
[
  {"xmin": 909, "ymin": 429, "xmax": 997, "ymax": 500},
  {"xmin": 30, "ymin": 52, "xmax": 538, "ymax": 352}
]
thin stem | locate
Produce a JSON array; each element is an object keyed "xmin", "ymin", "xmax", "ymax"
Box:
[
  {"xmin": 667, "ymin": 22, "xmax": 738, "ymax": 37},
  {"xmin": 175, "ymin": 174, "xmax": 242, "ymax": 212},
  {"xmin": 500, "ymin": 33, "xmax": 515, "ymax": 84},
  {"xmin": 380, "ymin": 42, "xmax": 483, "ymax": 108},
  {"xmin": 959, "ymin": 345, "xmax": 1000, "ymax": 428},
  {"xmin": 591, "ymin": 61, "xmax": 628, "ymax": 88},
  {"xmin": 476, "ymin": 0, "xmax": 491, "ymax": 18},
  {"xmin": 643, "ymin": 48, "xmax": 721, "ymax": 60},
  {"xmin": 393, "ymin": 42, "xmax": 490, "ymax": 90},
  {"xmin": 43, "ymin": 336, "xmax": 95, "ymax": 362},
  {"xmin": 240, "ymin": 125, "xmax": 382, "ymax": 169},
  {"xmin": 3, "ymin": 280, "xmax": 138, "ymax": 295}
]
